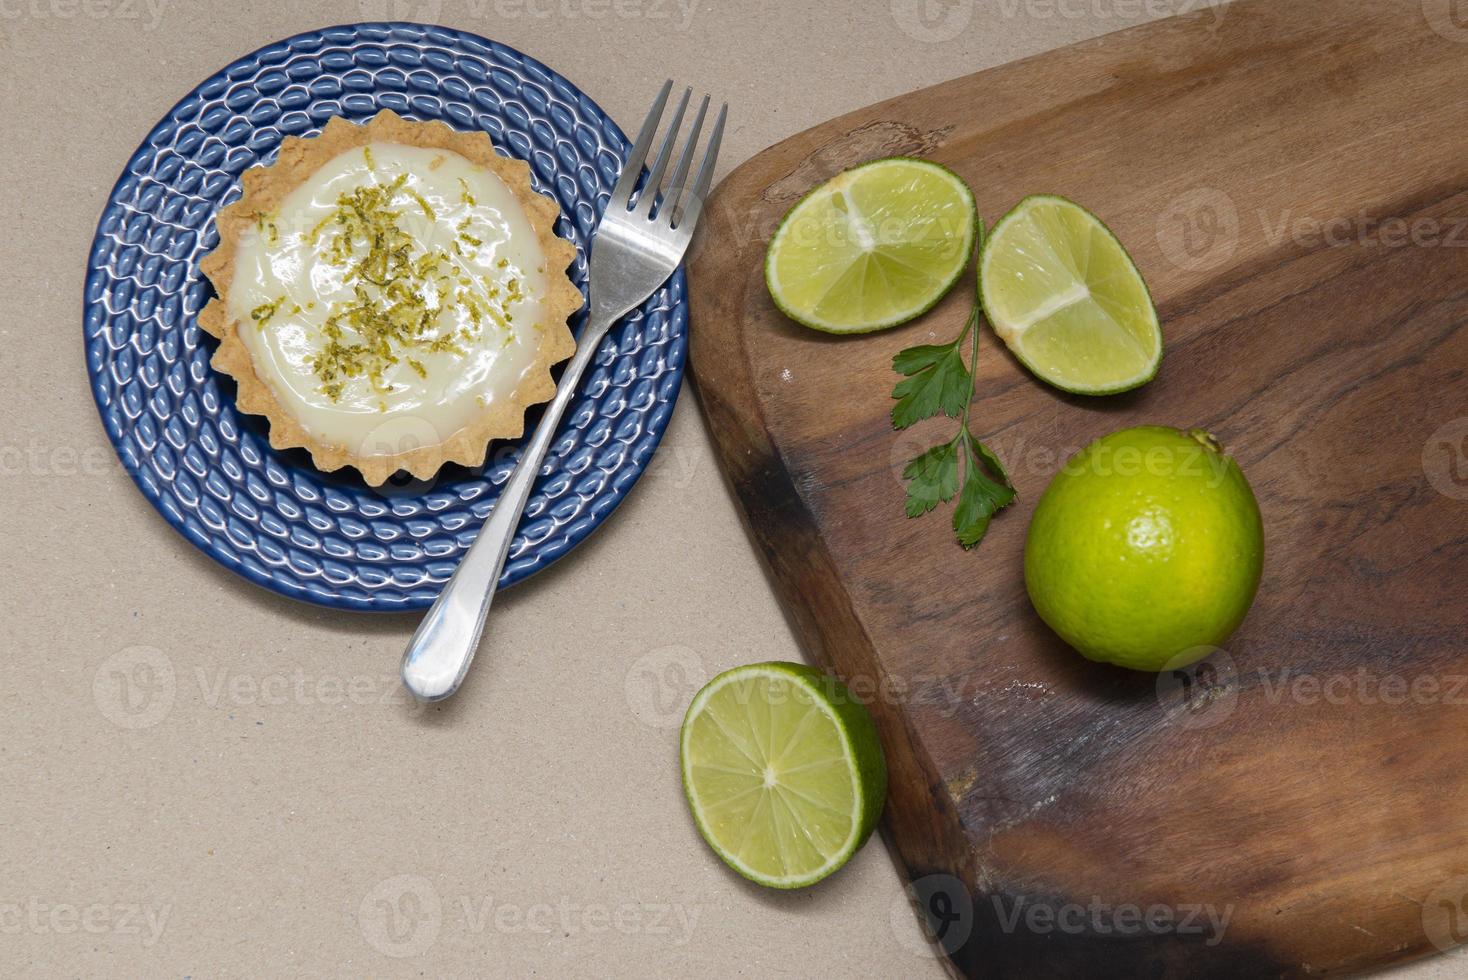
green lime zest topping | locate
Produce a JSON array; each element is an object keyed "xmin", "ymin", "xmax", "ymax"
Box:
[
  {"xmin": 251, "ymin": 297, "xmax": 285, "ymax": 327},
  {"xmin": 264, "ymin": 170, "xmax": 523, "ymax": 402},
  {"xmin": 253, "ymin": 212, "xmax": 281, "ymax": 245},
  {"xmin": 407, "ymin": 188, "xmax": 436, "ymax": 221},
  {"xmin": 455, "ymin": 216, "xmax": 482, "ymax": 249}
]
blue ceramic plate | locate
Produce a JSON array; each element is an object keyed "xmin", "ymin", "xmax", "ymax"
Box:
[{"xmin": 84, "ymin": 23, "xmax": 687, "ymax": 612}]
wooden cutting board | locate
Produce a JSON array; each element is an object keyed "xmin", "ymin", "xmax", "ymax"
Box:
[{"xmin": 687, "ymin": 1, "xmax": 1468, "ymax": 976}]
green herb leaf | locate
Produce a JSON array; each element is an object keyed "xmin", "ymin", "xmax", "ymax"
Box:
[
  {"xmin": 890, "ymin": 290, "xmax": 1016, "ymax": 549},
  {"xmin": 951, "ymin": 477, "xmax": 994, "ymax": 549},
  {"xmin": 953, "ymin": 430, "xmax": 1018, "ymax": 549},
  {"xmin": 891, "ymin": 341, "xmax": 955, "ymax": 376},
  {"xmin": 965, "ymin": 429, "xmax": 1014, "ymax": 489},
  {"xmin": 890, "ymin": 340, "xmax": 971, "ymax": 430},
  {"xmin": 901, "ymin": 440, "xmax": 960, "ymax": 518}
]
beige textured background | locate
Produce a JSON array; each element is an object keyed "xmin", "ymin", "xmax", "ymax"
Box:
[{"xmin": 0, "ymin": 0, "xmax": 1460, "ymax": 975}]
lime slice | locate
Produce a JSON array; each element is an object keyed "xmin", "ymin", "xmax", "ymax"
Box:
[
  {"xmin": 980, "ymin": 194, "xmax": 1162, "ymax": 394},
  {"xmin": 680, "ymin": 662, "xmax": 887, "ymax": 888},
  {"xmin": 765, "ymin": 158, "xmax": 977, "ymax": 334}
]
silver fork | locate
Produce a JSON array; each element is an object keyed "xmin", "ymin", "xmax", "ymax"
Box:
[{"xmin": 401, "ymin": 81, "xmax": 727, "ymax": 702}]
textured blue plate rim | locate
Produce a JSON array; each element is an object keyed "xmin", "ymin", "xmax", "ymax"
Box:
[{"xmin": 82, "ymin": 22, "xmax": 688, "ymax": 613}]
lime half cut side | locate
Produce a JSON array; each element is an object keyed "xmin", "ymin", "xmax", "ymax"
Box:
[
  {"xmin": 679, "ymin": 662, "xmax": 887, "ymax": 889},
  {"xmin": 765, "ymin": 157, "xmax": 977, "ymax": 334},
  {"xmin": 980, "ymin": 194, "xmax": 1162, "ymax": 394}
]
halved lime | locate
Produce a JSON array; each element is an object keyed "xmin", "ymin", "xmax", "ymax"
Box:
[
  {"xmin": 765, "ymin": 158, "xmax": 977, "ymax": 334},
  {"xmin": 980, "ymin": 194, "xmax": 1162, "ymax": 394},
  {"xmin": 680, "ymin": 662, "xmax": 887, "ymax": 888}
]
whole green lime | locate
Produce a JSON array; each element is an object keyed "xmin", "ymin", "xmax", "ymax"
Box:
[{"xmin": 1024, "ymin": 426, "xmax": 1263, "ymax": 672}]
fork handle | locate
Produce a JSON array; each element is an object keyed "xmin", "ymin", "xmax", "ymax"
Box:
[{"xmin": 400, "ymin": 315, "xmax": 608, "ymax": 701}]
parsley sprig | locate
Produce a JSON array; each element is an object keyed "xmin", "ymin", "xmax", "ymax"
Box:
[{"xmin": 891, "ymin": 299, "xmax": 1016, "ymax": 548}]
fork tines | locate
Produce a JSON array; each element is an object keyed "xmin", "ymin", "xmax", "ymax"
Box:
[{"xmin": 610, "ymin": 80, "xmax": 727, "ymax": 233}]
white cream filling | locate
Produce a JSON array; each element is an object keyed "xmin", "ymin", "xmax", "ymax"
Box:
[{"xmin": 227, "ymin": 142, "xmax": 551, "ymax": 456}]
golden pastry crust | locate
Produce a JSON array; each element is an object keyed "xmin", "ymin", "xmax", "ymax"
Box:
[{"xmin": 198, "ymin": 109, "xmax": 582, "ymax": 486}]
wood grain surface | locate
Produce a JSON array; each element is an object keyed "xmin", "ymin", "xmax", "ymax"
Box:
[{"xmin": 686, "ymin": 0, "xmax": 1468, "ymax": 975}]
